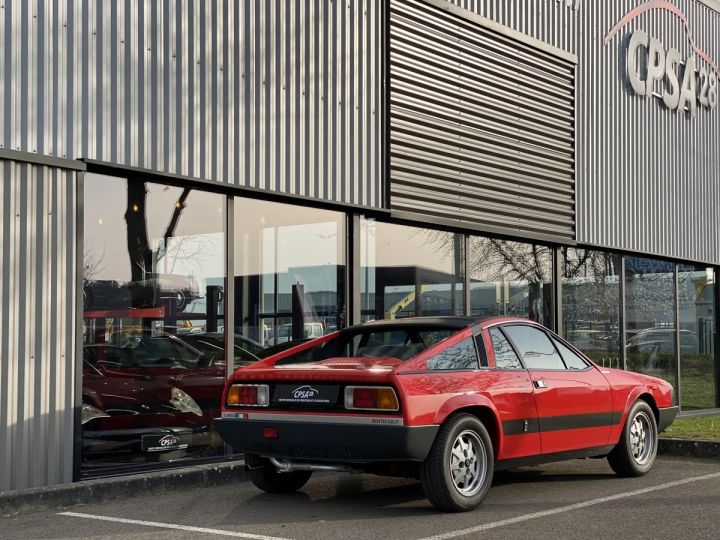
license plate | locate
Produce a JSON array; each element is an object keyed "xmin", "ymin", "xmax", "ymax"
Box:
[
  {"xmin": 273, "ymin": 384, "xmax": 339, "ymax": 406},
  {"xmin": 141, "ymin": 433, "xmax": 191, "ymax": 452}
]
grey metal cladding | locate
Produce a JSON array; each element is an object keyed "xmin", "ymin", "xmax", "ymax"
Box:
[
  {"xmin": 0, "ymin": 160, "xmax": 76, "ymax": 491},
  {"xmin": 389, "ymin": 0, "xmax": 576, "ymax": 240},
  {"xmin": 577, "ymin": 1, "xmax": 720, "ymax": 265},
  {"xmin": 0, "ymin": 0, "xmax": 382, "ymax": 208}
]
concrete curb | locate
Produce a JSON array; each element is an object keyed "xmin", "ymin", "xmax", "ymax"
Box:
[
  {"xmin": 659, "ymin": 437, "xmax": 720, "ymax": 459},
  {"xmin": 0, "ymin": 460, "xmax": 247, "ymax": 517}
]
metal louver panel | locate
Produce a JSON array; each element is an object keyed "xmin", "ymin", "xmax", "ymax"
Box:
[{"xmin": 389, "ymin": 0, "xmax": 576, "ymax": 240}]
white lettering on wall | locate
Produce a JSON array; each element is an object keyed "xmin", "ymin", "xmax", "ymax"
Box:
[{"xmin": 626, "ymin": 29, "xmax": 717, "ymax": 117}]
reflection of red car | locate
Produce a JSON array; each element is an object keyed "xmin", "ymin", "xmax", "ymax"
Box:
[
  {"xmin": 82, "ymin": 335, "xmax": 226, "ymax": 466},
  {"xmin": 216, "ymin": 317, "xmax": 678, "ymax": 511},
  {"xmin": 81, "ymin": 333, "xmax": 309, "ymax": 467}
]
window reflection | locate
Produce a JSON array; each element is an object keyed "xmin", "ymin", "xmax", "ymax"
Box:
[
  {"xmin": 468, "ymin": 237, "xmax": 553, "ymax": 329},
  {"xmin": 562, "ymin": 248, "xmax": 621, "ymax": 367},
  {"xmin": 233, "ymin": 198, "xmax": 346, "ymax": 347},
  {"xmin": 678, "ymin": 265, "xmax": 717, "ymax": 409},
  {"xmin": 624, "ymin": 257, "xmax": 677, "ymax": 393},
  {"xmin": 360, "ymin": 219, "xmax": 465, "ymax": 320},
  {"xmin": 83, "ymin": 174, "xmax": 227, "ymax": 471}
]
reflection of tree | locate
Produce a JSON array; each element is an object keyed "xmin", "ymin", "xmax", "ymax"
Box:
[
  {"xmin": 562, "ymin": 248, "xmax": 619, "ymax": 330},
  {"xmin": 125, "ymin": 181, "xmax": 193, "ymax": 283},
  {"xmin": 470, "ymin": 238, "xmax": 551, "ymax": 283},
  {"xmin": 427, "ymin": 339, "xmax": 476, "ymax": 370},
  {"xmin": 83, "ymin": 242, "xmax": 107, "ymax": 284}
]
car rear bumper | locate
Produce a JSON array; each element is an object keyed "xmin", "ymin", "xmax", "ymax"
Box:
[
  {"xmin": 658, "ymin": 406, "xmax": 680, "ymax": 432},
  {"xmin": 214, "ymin": 417, "xmax": 438, "ymax": 463}
]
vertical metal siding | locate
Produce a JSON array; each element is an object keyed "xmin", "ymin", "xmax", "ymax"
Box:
[
  {"xmin": 577, "ymin": 0, "xmax": 720, "ymax": 264},
  {"xmin": 0, "ymin": 160, "xmax": 76, "ymax": 492},
  {"xmin": 390, "ymin": 0, "xmax": 576, "ymax": 239},
  {"xmin": 0, "ymin": 0, "xmax": 382, "ymax": 208},
  {"xmin": 447, "ymin": 0, "xmax": 578, "ymax": 54}
]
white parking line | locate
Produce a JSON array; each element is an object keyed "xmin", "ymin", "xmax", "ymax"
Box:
[
  {"xmin": 58, "ymin": 512, "xmax": 292, "ymax": 540},
  {"xmin": 418, "ymin": 471, "xmax": 720, "ymax": 540}
]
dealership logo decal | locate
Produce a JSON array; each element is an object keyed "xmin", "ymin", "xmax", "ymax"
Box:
[
  {"xmin": 292, "ymin": 385, "xmax": 319, "ymax": 400},
  {"xmin": 604, "ymin": 0, "xmax": 718, "ymax": 116},
  {"xmin": 159, "ymin": 435, "xmax": 180, "ymax": 447}
]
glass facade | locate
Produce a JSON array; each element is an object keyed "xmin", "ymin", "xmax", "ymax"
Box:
[
  {"xmin": 625, "ymin": 257, "xmax": 678, "ymax": 392},
  {"xmin": 81, "ymin": 174, "xmax": 720, "ymax": 473},
  {"xmin": 678, "ymin": 265, "xmax": 716, "ymax": 410},
  {"xmin": 468, "ymin": 237, "xmax": 553, "ymax": 329},
  {"xmin": 360, "ymin": 219, "xmax": 464, "ymax": 321},
  {"xmin": 562, "ymin": 249, "xmax": 621, "ymax": 367},
  {"xmin": 233, "ymin": 198, "xmax": 346, "ymax": 346},
  {"xmin": 83, "ymin": 174, "xmax": 227, "ymax": 471},
  {"xmin": 82, "ymin": 176, "xmax": 347, "ymax": 473}
]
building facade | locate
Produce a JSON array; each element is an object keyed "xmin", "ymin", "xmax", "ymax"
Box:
[{"xmin": 1, "ymin": 0, "xmax": 719, "ymax": 492}]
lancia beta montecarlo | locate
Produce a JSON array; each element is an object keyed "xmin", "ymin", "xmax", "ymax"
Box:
[{"xmin": 215, "ymin": 317, "xmax": 678, "ymax": 512}]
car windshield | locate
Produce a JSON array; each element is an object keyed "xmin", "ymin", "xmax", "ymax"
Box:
[{"xmin": 274, "ymin": 327, "xmax": 456, "ymax": 365}]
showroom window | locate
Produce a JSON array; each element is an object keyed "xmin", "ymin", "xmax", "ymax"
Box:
[
  {"xmin": 562, "ymin": 248, "xmax": 621, "ymax": 368},
  {"xmin": 360, "ymin": 219, "xmax": 464, "ymax": 320},
  {"xmin": 677, "ymin": 264, "xmax": 716, "ymax": 409},
  {"xmin": 467, "ymin": 236, "xmax": 553, "ymax": 329},
  {"xmin": 83, "ymin": 174, "xmax": 227, "ymax": 472},
  {"xmin": 234, "ymin": 198, "xmax": 346, "ymax": 347},
  {"xmin": 624, "ymin": 256, "xmax": 677, "ymax": 393}
]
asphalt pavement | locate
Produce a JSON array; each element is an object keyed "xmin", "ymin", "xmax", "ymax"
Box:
[{"xmin": 1, "ymin": 455, "xmax": 718, "ymax": 540}]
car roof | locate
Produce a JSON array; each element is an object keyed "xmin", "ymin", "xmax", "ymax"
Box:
[{"xmin": 344, "ymin": 316, "xmax": 532, "ymax": 333}]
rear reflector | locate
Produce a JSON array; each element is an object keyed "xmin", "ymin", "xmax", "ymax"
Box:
[
  {"xmin": 227, "ymin": 384, "xmax": 269, "ymax": 407},
  {"xmin": 344, "ymin": 386, "xmax": 399, "ymax": 412},
  {"xmin": 262, "ymin": 426, "xmax": 279, "ymax": 439}
]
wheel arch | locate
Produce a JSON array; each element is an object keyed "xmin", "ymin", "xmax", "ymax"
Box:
[
  {"xmin": 433, "ymin": 397, "xmax": 502, "ymax": 459},
  {"xmin": 636, "ymin": 392, "xmax": 660, "ymax": 424}
]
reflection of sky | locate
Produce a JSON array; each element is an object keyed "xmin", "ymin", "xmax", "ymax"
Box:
[
  {"xmin": 85, "ymin": 174, "xmax": 224, "ymax": 283},
  {"xmin": 361, "ymin": 219, "xmax": 455, "ymax": 272}
]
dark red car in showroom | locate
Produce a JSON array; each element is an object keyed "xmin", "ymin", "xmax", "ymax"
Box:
[{"xmin": 215, "ymin": 317, "xmax": 678, "ymax": 512}]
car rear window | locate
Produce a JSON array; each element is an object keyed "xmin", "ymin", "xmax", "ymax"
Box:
[{"xmin": 274, "ymin": 327, "xmax": 456, "ymax": 365}]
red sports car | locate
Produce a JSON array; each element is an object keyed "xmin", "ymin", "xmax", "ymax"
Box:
[{"xmin": 215, "ymin": 317, "xmax": 678, "ymax": 511}]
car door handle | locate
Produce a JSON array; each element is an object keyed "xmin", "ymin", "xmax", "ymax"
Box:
[{"xmin": 534, "ymin": 380, "xmax": 547, "ymax": 389}]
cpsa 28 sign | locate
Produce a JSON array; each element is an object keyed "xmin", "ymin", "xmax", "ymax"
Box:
[{"xmin": 626, "ymin": 29, "xmax": 717, "ymax": 117}]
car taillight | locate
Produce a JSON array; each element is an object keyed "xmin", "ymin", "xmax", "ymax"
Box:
[
  {"xmin": 344, "ymin": 386, "xmax": 399, "ymax": 412},
  {"xmin": 226, "ymin": 384, "xmax": 269, "ymax": 407}
]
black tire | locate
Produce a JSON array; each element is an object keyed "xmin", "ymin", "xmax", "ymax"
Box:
[
  {"xmin": 607, "ymin": 400, "xmax": 658, "ymax": 477},
  {"xmin": 419, "ymin": 414, "xmax": 494, "ymax": 512},
  {"xmin": 246, "ymin": 454, "xmax": 313, "ymax": 493}
]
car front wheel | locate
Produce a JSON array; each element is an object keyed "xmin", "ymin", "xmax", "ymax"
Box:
[
  {"xmin": 246, "ymin": 454, "xmax": 312, "ymax": 493},
  {"xmin": 607, "ymin": 400, "xmax": 658, "ymax": 477},
  {"xmin": 419, "ymin": 413, "xmax": 494, "ymax": 512}
]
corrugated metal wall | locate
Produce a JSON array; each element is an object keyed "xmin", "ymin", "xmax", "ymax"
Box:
[
  {"xmin": 0, "ymin": 0, "xmax": 382, "ymax": 207},
  {"xmin": 0, "ymin": 159, "xmax": 76, "ymax": 491},
  {"xmin": 577, "ymin": 0, "xmax": 720, "ymax": 264},
  {"xmin": 448, "ymin": 0, "xmax": 578, "ymax": 54},
  {"xmin": 389, "ymin": 0, "xmax": 576, "ymax": 240}
]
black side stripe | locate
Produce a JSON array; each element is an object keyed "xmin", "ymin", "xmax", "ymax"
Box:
[{"xmin": 503, "ymin": 411, "xmax": 623, "ymax": 436}]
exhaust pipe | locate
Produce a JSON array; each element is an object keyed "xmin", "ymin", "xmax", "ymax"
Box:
[{"xmin": 268, "ymin": 457, "xmax": 360, "ymax": 474}]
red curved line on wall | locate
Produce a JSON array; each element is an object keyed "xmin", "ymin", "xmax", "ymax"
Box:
[{"xmin": 604, "ymin": 0, "xmax": 720, "ymax": 79}]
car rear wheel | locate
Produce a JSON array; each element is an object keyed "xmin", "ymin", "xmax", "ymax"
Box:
[
  {"xmin": 419, "ymin": 413, "xmax": 494, "ymax": 512},
  {"xmin": 607, "ymin": 400, "xmax": 658, "ymax": 477},
  {"xmin": 246, "ymin": 454, "xmax": 312, "ymax": 493}
]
